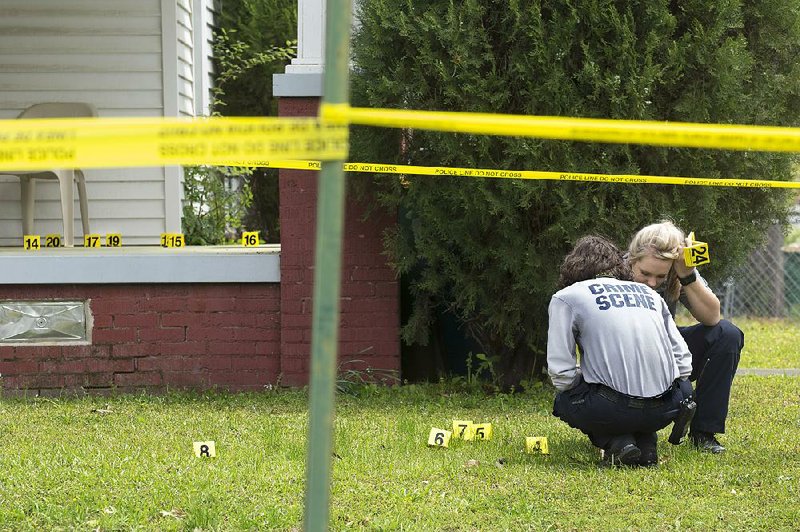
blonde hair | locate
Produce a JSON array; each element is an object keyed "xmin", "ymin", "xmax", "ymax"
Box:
[{"xmin": 628, "ymin": 220, "xmax": 684, "ymax": 302}]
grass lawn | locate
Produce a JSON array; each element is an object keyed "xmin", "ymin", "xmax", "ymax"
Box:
[
  {"xmin": 734, "ymin": 318, "xmax": 800, "ymax": 369},
  {"xmin": 0, "ymin": 376, "xmax": 798, "ymax": 530},
  {"xmin": 674, "ymin": 316, "xmax": 800, "ymax": 369}
]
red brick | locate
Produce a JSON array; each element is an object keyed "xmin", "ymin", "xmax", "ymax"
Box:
[
  {"xmin": 15, "ymin": 373, "xmax": 65, "ymax": 389},
  {"xmin": 93, "ymin": 327, "xmax": 137, "ymax": 344},
  {"xmin": 163, "ymin": 371, "xmax": 208, "ymax": 387},
  {"xmin": 137, "ymin": 356, "xmax": 189, "ymax": 372},
  {"xmin": 249, "ymin": 329, "xmax": 280, "ymax": 343},
  {"xmin": 232, "ymin": 327, "xmax": 275, "ymax": 342},
  {"xmin": 114, "ymin": 372, "xmax": 162, "ymax": 387},
  {"xmin": 340, "ymin": 312, "xmax": 398, "ymax": 328},
  {"xmin": 369, "ymin": 341, "xmax": 402, "ymax": 358},
  {"xmin": 280, "ymin": 343, "xmax": 310, "ymax": 357},
  {"xmin": 157, "ymin": 341, "xmax": 206, "ymax": 356},
  {"xmin": 255, "ymin": 315, "xmax": 281, "ymax": 329},
  {"xmin": 92, "ymin": 314, "xmax": 113, "ymax": 328},
  {"xmin": 281, "ymin": 357, "xmax": 307, "ymax": 373},
  {"xmin": 114, "ymin": 313, "xmax": 159, "ymax": 328},
  {"xmin": 234, "ymin": 299, "xmax": 275, "ymax": 313},
  {"xmin": 186, "ymin": 327, "xmax": 237, "ymax": 342},
  {"xmin": 375, "ymin": 282, "xmax": 399, "ymax": 297},
  {"xmin": 256, "ymin": 341, "xmax": 281, "ymax": 355},
  {"xmin": 207, "ymin": 341, "xmax": 256, "ymax": 356},
  {"xmin": 231, "ymin": 355, "xmax": 279, "ymax": 371},
  {"xmin": 281, "ymin": 372, "xmax": 308, "ymax": 387},
  {"xmin": 62, "ymin": 345, "xmax": 111, "ymax": 359},
  {"xmin": 41, "ymin": 358, "xmax": 132, "ymax": 374},
  {"xmin": 109, "ymin": 359, "xmax": 135, "ymax": 372},
  {"xmin": 208, "ymin": 312, "xmax": 258, "ymax": 328},
  {"xmin": 139, "ymin": 297, "xmax": 189, "ymax": 312},
  {"xmin": 280, "ymin": 268, "xmax": 305, "ymax": 283},
  {"xmin": 281, "ymin": 328, "xmax": 307, "ymax": 344},
  {"xmin": 143, "ymin": 286, "xmax": 193, "ymax": 298},
  {"xmin": 161, "ymin": 312, "xmax": 205, "ymax": 328},
  {"xmin": 138, "ymin": 327, "xmax": 186, "ymax": 342},
  {"xmin": 195, "ymin": 355, "xmax": 233, "ymax": 370},
  {"xmin": 281, "ymin": 314, "xmax": 312, "ymax": 328},
  {"xmin": 249, "ymin": 296, "xmax": 281, "ymax": 312},
  {"xmin": 39, "ymin": 360, "xmax": 84, "ymax": 373},
  {"xmin": 187, "ymin": 297, "xmax": 237, "ymax": 312},
  {"xmin": 281, "ymin": 284, "xmax": 313, "ymax": 301},
  {"xmin": 90, "ymin": 299, "xmax": 139, "ymax": 315},
  {"xmin": 17, "ymin": 345, "xmax": 63, "ymax": 359},
  {"xmin": 280, "ymin": 300, "xmax": 304, "ymax": 314},
  {"xmin": 208, "ymin": 370, "xmax": 265, "ymax": 386},
  {"xmin": 349, "ymin": 267, "xmax": 396, "ymax": 282},
  {"xmin": 0, "ymin": 361, "xmax": 39, "ymax": 374},
  {"xmin": 187, "ymin": 285, "xmax": 242, "ymax": 298},
  {"xmin": 111, "ymin": 343, "xmax": 155, "ymax": 358},
  {"xmin": 340, "ymin": 299, "xmax": 397, "ymax": 314},
  {"xmin": 75, "ymin": 372, "xmax": 115, "ymax": 388},
  {"xmin": 278, "ymin": 97, "xmax": 319, "ymax": 116},
  {"xmin": 339, "ymin": 327, "xmax": 398, "ymax": 343}
]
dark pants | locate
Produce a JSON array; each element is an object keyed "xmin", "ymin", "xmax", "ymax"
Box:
[
  {"xmin": 553, "ymin": 378, "xmax": 693, "ymax": 450},
  {"xmin": 680, "ymin": 319, "xmax": 744, "ymax": 434}
]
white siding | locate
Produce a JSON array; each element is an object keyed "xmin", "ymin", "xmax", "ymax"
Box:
[
  {"xmin": 193, "ymin": 0, "xmax": 219, "ymax": 116},
  {"xmin": 176, "ymin": 0, "xmax": 195, "ymax": 118},
  {"xmin": 0, "ymin": 0, "xmax": 205, "ymax": 246}
]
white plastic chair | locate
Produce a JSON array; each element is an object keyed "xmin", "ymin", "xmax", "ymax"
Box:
[{"xmin": 2, "ymin": 103, "xmax": 95, "ymax": 247}]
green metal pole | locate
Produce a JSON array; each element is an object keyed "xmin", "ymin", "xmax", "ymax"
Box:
[{"xmin": 304, "ymin": 1, "xmax": 351, "ymax": 530}]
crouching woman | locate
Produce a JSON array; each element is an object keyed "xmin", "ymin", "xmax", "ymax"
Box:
[{"xmin": 547, "ymin": 236, "xmax": 693, "ymax": 467}]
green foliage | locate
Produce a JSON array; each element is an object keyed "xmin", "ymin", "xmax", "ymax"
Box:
[
  {"xmin": 183, "ymin": 1, "xmax": 297, "ymax": 245},
  {"xmin": 216, "ymin": 0, "xmax": 299, "ymax": 243},
  {"xmin": 786, "ymin": 226, "xmax": 800, "ymax": 246},
  {"xmin": 217, "ymin": 0, "xmax": 297, "ymax": 117},
  {"xmin": 336, "ymin": 359, "xmax": 401, "ymax": 396},
  {"xmin": 351, "ymin": 0, "xmax": 800, "ymax": 385},
  {"xmin": 182, "ymin": 165, "xmax": 253, "ymax": 245}
]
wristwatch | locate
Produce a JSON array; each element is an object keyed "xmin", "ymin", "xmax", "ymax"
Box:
[{"xmin": 679, "ymin": 270, "xmax": 697, "ymax": 286}]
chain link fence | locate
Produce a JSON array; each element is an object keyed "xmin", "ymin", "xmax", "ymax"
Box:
[{"xmin": 716, "ymin": 224, "xmax": 800, "ymax": 320}]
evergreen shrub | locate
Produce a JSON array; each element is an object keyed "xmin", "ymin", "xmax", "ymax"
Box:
[{"xmin": 350, "ymin": 0, "xmax": 800, "ymax": 385}]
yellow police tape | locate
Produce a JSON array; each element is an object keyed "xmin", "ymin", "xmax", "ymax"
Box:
[
  {"xmin": 0, "ymin": 116, "xmax": 348, "ymax": 171},
  {"xmin": 257, "ymin": 159, "xmax": 800, "ymax": 189},
  {"xmin": 321, "ymin": 103, "xmax": 800, "ymax": 153}
]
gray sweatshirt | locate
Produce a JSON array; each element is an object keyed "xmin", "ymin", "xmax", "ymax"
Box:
[{"xmin": 547, "ymin": 277, "xmax": 692, "ymax": 397}]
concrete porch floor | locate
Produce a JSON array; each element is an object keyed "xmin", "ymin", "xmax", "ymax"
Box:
[{"xmin": 0, "ymin": 244, "xmax": 281, "ymax": 284}]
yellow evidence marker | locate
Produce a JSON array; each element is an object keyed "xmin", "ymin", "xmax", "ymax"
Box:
[
  {"xmin": 525, "ymin": 437, "xmax": 550, "ymax": 455},
  {"xmin": 105, "ymin": 233, "xmax": 122, "ymax": 247},
  {"xmin": 241, "ymin": 231, "xmax": 260, "ymax": 247},
  {"xmin": 193, "ymin": 441, "xmax": 217, "ymax": 457},
  {"xmin": 465, "ymin": 423, "xmax": 492, "ymax": 441},
  {"xmin": 684, "ymin": 231, "xmax": 710, "ymax": 267},
  {"xmin": 45, "ymin": 234, "xmax": 62, "ymax": 248},
  {"xmin": 428, "ymin": 428, "xmax": 452, "ymax": 448},
  {"xmin": 84, "ymin": 234, "xmax": 102, "ymax": 248},
  {"xmin": 452, "ymin": 420, "xmax": 474, "ymax": 440},
  {"xmin": 161, "ymin": 233, "xmax": 185, "ymax": 248},
  {"xmin": 23, "ymin": 235, "xmax": 40, "ymax": 250}
]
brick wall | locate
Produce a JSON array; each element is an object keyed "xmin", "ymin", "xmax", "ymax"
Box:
[
  {"xmin": 0, "ymin": 284, "xmax": 281, "ymax": 395},
  {"xmin": 0, "ymin": 99, "xmax": 402, "ymax": 395},
  {"xmin": 279, "ymin": 97, "xmax": 400, "ymax": 385}
]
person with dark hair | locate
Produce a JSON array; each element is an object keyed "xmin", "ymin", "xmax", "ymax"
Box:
[{"xmin": 548, "ymin": 236, "xmax": 693, "ymax": 467}]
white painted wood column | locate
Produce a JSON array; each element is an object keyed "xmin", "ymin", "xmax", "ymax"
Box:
[{"xmin": 273, "ymin": 0, "xmax": 326, "ymax": 96}]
